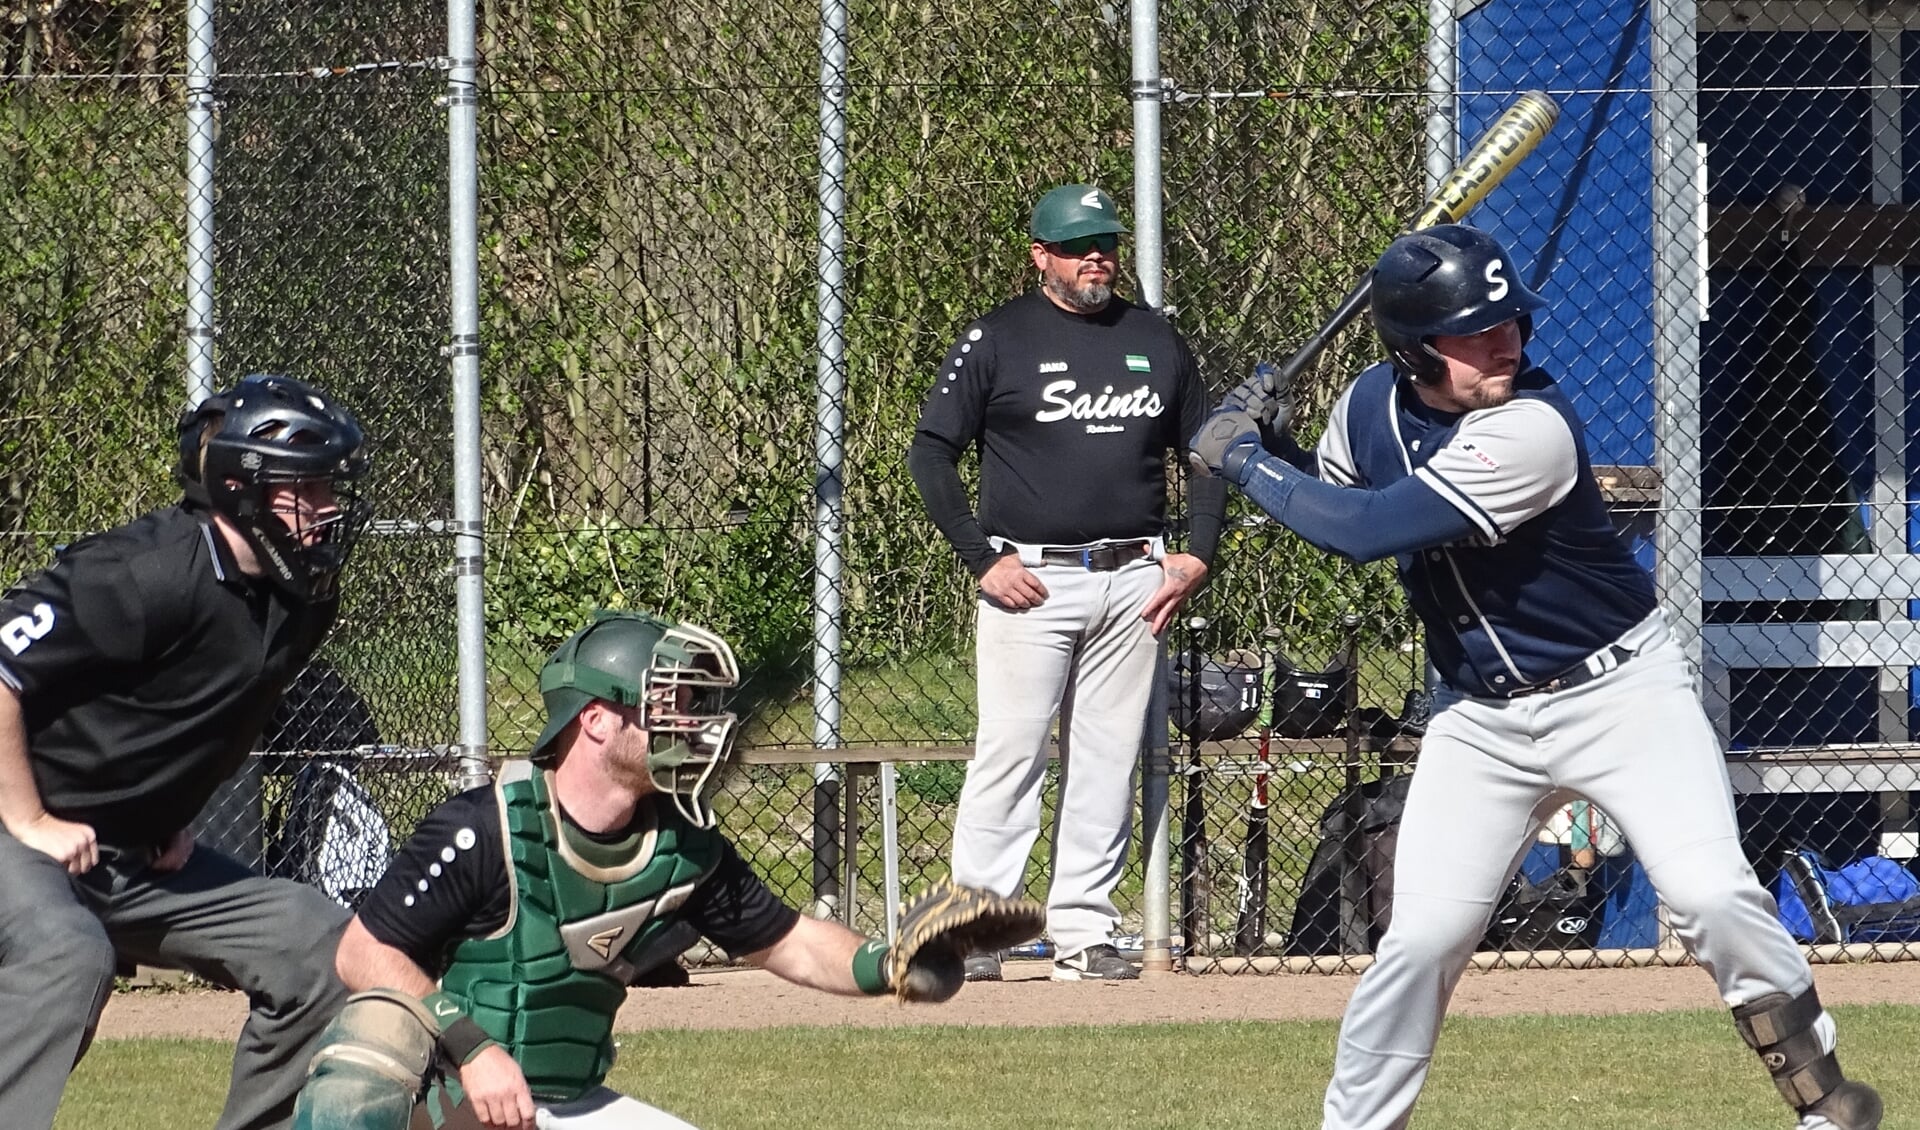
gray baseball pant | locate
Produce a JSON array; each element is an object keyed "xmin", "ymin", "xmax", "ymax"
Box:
[
  {"xmin": 0, "ymin": 830, "xmax": 350, "ymax": 1130},
  {"xmin": 950, "ymin": 553, "xmax": 1162, "ymax": 958},
  {"xmin": 1323, "ymin": 623, "xmax": 1818, "ymax": 1130}
]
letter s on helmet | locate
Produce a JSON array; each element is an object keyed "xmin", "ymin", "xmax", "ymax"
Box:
[
  {"xmin": 1369, "ymin": 224, "xmax": 1546, "ymax": 383},
  {"xmin": 531, "ymin": 610, "xmax": 742, "ymax": 829},
  {"xmin": 176, "ymin": 373, "xmax": 371, "ymax": 601}
]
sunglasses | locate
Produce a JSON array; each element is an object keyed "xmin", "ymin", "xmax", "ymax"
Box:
[{"xmin": 1046, "ymin": 233, "xmax": 1120, "ymax": 256}]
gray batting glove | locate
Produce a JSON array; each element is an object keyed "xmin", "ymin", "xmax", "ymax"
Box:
[
  {"xmin": 1188, "ymin": 408, "xmax": 1263, "ymax": 482},
  {"xmin": 1218, "ymin": 360, "xmax": 1294, "ymax": 432}
]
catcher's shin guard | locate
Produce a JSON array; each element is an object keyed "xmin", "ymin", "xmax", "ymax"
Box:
[
  {"xmin": 1732, "ymin": 988, "xmax": 1882, "ymax": 1130},
  {"xmin": 292, "ymin": 990, "xmax": 439, "ymax": 1130}
]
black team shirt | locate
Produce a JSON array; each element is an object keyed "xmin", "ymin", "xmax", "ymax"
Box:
[{"xmin": 908, "ymin": 289, "xmax": 1225, "ymax": 575}]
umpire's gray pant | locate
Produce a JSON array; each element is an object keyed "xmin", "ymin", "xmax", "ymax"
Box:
[{"xmin": 0, "ymin": 830, "xmax": 350, "ymax": 1130}]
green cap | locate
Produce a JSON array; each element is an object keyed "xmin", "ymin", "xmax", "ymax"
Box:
[{"xmin": 1028, "ymin": 184, "xmax": 1130, "ymax": 243}]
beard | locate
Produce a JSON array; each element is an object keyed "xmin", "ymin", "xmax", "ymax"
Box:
[
  {"xmin": 1460, "ymin": 374, "xmax": 1516, "ymax": 411},
  {"xmin": 605, "ymin": 728, "xmax": 655, "ymax": 791},
  {"xmin": 1045, "ymin": 272, "xmax": 1113, "ymax": 313}
]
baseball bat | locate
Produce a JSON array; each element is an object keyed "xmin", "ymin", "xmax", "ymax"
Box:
[
  {"xmin": 1234, "ymin": 625, "xmax": 1284, "ymax": 956},
  {"xmin": 1179, "ymin": 616, "xmax": 1210, "ymax": 965},
  {"xmin": 1261, "ymin": 90, "xmax": 1561, "ymax": 396}
]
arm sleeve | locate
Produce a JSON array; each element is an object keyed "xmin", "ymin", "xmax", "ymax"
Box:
[
  {"xmin": 907, "ymin": 320, "xmax": 1006, "ymax": 577},
  {"xmin": 354, "ymin": 788, "xmax": 511, "ymax": 971},
  {"xmin": 1173, "ymin": 336, "xmax": 1226, "ymax": 565},
  {"xmin": 680, "ymin": 838, "xmax": 802, "ymax": 959},
  {"xmin": 1232, "ymin": 453, "xmax": 1482, "ymax": 562},
  {"xmin": 0, "ymin": 554, "xmax": 150, "ymax": 696},
  {"xmin": 1410, "ymin": 399, "xmax": 1580, "ymax": 540}
]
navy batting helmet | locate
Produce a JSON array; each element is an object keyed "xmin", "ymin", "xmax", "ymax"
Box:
[
  {"xmin": 1369, "ymin": 224, "xmax": 1545, "ymax": 383},
  {"xmin": 1170, "ymin": 652, "xmax": 1264, "ymax": 741}
]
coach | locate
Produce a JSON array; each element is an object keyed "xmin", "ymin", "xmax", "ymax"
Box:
[{"xmin": 907, "ymin": 183, "xmax": 1225, "ymax": 983}]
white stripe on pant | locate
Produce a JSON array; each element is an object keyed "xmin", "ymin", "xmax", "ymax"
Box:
[{"xmin": 950, "ymin": 554, "xmax": 1162, "ymax": 959}]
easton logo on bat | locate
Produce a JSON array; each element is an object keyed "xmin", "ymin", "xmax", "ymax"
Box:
[{"xmin": 1413, "ymin": 93, "xmax": 1560, "ymax": 228}]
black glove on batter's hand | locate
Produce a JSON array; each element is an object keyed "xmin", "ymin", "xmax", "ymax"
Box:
[{"xmin": 1189, "ymin": 408, "xmax": 1263, "ymax": 482}]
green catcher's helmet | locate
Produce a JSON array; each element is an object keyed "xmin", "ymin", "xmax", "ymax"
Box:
[
  {"xmin": 1028, "ymin": 184, "xmax": 1130, "ymax": 243},
  {"xmin": 532, "ymin": 610, "xmax": 742, "ymax": 828}
]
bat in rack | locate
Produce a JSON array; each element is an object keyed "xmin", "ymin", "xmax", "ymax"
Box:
[
  {"xmin": 1261, "ymin": 90, "xmax": 1562, "ymax": 397},
  {"xmin": 1234, "ymin": 624, "xmax": 1285, "ymax": 957}
]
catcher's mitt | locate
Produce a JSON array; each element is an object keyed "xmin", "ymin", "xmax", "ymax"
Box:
[{"xmin": 887, "ymin": 880, "xmax": 1044, "ymax": 1003}]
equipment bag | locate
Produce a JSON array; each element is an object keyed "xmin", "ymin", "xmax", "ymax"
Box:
[
  {"xmin": 272, "ymin": 761, "xmax": 392, "ymax": 910},
  {"xmin": 1775, "ymin": 849, "xmax": 1920, "ymax": 944}
]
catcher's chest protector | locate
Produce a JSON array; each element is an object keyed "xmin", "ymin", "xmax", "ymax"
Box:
[{"xmin": 438, "ymin": 762, "xmax": 721, "ymax": 1101}]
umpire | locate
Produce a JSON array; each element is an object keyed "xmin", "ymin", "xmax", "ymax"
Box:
[
  {"xmin": 0, "ymin": 374, "xmax": 372, "ymax": 1130},
  {"xmin": 907, "ymin": 184, "xmax": 1226, "ymax": 981}
]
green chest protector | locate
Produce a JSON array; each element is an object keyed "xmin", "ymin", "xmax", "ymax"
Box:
[{"xmin": 437, "ymin": 761, "xmax": 722, "ymax": 1102}]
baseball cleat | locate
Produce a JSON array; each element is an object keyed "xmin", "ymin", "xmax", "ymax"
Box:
[{"xmin": 1796, "ymin": 1081, "xmax": 1883, "ymax": 1130}]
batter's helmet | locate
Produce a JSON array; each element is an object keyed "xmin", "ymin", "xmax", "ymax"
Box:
[
  {"xmin": 532, "ymin": 610, "xmax": 741, "ymax": 829},
  {"xmin": 1370, "ymin": 224, "xmax": 1545, "ymax": 383},
  {"xmin": 1029, "ymin": 184, "xmax": 1130, "ymax": 243},
  {"xmin": 176, "ymin": 374, "xmax": 370, "ymax": 601}
]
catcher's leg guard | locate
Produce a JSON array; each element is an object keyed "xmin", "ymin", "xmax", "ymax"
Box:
[
  {"xmin": 292, "ymin": 989, "xmax": 440, "ymax": 1130},
  {"xmin": 1732, "ymin": 988, "xmax": 1882, "ymax": 1130}
]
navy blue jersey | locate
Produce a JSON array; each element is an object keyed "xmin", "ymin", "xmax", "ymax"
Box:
[{"xmin": 1314, "ymin": 362, "xmax": 1656, "ymax": 696}]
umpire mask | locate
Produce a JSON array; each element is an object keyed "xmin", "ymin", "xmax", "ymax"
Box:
[{"xmin": 533, "ymin": 611, "xmax": 742, "ymax": 828}]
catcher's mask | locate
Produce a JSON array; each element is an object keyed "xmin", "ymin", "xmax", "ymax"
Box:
[
  {"xmin": 1169, "ymin": 650, "xmax": 1263, "ymax": 741},
  {"xmin": 532, "ymin": 610, "xmax": 741, "ymax": 828},
  {"xmin": 175, "ymin": 373, "xmax": 371, "ymax": 601}
]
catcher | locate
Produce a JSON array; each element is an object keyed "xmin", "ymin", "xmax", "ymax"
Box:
[{"xmin": 293, "ymin": 609, "xmax": 1038, "ymax": 1130}]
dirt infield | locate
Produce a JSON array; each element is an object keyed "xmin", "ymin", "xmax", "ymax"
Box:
[{"xmin": 96, "ymin": 958, "xmax": 1920, "ymax": 1040}]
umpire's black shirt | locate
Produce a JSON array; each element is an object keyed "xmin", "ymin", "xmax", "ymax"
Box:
[{"xmin": 0, "ymin": 504, "xmax": 337, "ymax": 847}]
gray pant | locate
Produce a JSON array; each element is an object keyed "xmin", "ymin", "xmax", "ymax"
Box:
[
  {"xmin": 0, "ymin": 830, "xmax": 350, "ymax": 1130},
  {"xmin": 951, "ymin": 553, "xmax": 1162, "ymax": 957},
  {"xmin": 1323, "ymin": 622, "xmax": 1816, "ymax": 1129}
]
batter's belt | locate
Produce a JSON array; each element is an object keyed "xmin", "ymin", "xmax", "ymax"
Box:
[{"xmin": 1504, "ymin": 643, "xmax": 1636, "ymax": 698}]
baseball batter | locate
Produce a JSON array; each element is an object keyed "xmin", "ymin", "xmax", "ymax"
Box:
[
  {"xmin": 1191, "ymin": 224, "xmax": 1881, "ymax": 1130},
  {"xmin": 907, "ymin": 184, "xmax": 1226, "ymax": 981}
]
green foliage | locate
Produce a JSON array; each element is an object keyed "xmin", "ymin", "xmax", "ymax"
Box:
[{"xmin": 12, "ymin": 0, "xmax": 1436, "ymax": 754}]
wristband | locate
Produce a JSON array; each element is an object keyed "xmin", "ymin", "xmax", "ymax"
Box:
[
  {"xmin": 423, "ymin": 991, "xmax": 500, "ymax": 1065},
  {"xmin": 850, "ymin": 939, "xmax": 892, "ymax": 996}
]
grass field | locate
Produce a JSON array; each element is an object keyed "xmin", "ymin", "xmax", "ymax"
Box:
[{"xmin": 61, "ymin": 1005, "xmax": 1920, "ymax": 1129}]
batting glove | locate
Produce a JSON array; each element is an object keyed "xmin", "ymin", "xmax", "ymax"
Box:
[
  {"xmin": 1188, "ymin": 408, "xmax": 1264, "ymax": 482},
  {"xmin": 1218, "ymin": 360, "xmax": 1294, "ymax": 431}
]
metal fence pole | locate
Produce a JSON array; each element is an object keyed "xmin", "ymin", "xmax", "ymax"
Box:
[
  {"xmin": 1131, "ymin": 0, "xmax": 1173, "ymax": 972},
  {"xmin": 184, "ymin": 0, "xmax": 217, "ymax": 407},
  {"xmin": 1423, "ymin": 0, "xmax": 1458, "ymax": 196},
  {"xmin": 1650, "ymin": 0, "xmax": 1702, "ymax": 962},
  {"xmin": 810, "ymin": 0, "xmax": 853, "ymax": 922},
  {"xmin": 447, "ymin": 0, "xmax": 489, "ymax": 790}
]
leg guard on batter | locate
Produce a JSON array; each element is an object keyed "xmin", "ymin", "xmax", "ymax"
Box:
[
  {"xmin": 1732, "ymin": 988, "xmax": 1882, "ymax": 1130},
  {"xmin": 291, "ymin": 989, "xmax": 440, "ymax": 1130}
]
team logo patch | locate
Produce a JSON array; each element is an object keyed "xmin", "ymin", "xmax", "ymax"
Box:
[
  {"xmin": 1125, "ymin": 354, "xmax": 1150, "ymax": 373},
  {"xmin": 241, "ymin": 451, "xmax": 263, "ymax": 470}
]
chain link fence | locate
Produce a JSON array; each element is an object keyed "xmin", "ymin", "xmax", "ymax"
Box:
[{"xmin": 8, "ymin": 0, "xmax": 1920, "ymax": 968}]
